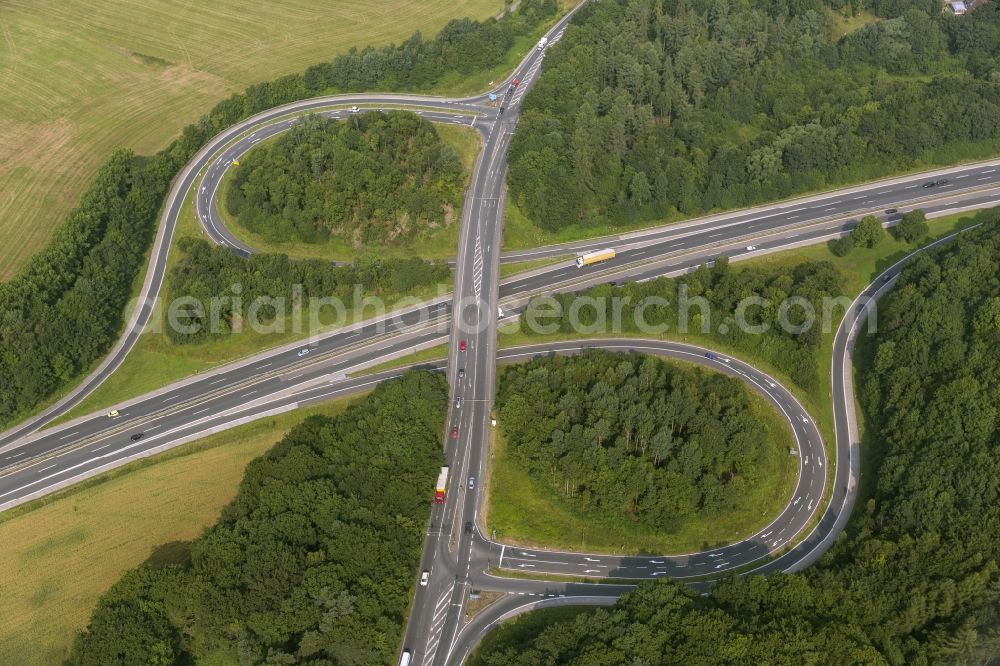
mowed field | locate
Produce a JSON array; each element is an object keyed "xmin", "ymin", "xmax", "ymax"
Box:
[
  {"xmin": 0, "ymin": 396, "xmax": 356, "ymax": 666},
  {"xmin": 0, "ymin": 0, "xmax": 505, "ymax": 280}
]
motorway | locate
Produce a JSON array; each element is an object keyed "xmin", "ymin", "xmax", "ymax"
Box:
[{"xmin": 1, "ymin": 1, "xmax": 999, "ymax": 663}]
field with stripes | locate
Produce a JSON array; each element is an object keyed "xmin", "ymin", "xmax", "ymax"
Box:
[{"xmin": 0, "ymin": 0, "xmax": 505, "ymax": 279}]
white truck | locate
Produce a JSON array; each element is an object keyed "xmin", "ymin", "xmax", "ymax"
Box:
[
  {"xmin": 537, "ymin": 36, "xmax": 548, "ymax": 50},
  {"xmin": 575, "ymin": 248, "xmax": 616, "ymax": 268}
]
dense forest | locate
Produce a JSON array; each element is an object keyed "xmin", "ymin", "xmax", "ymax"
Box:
[
  {"xmin": 472, "ymin": 217, "xmax": 1000, "ymax": 664},
  {"xmin": 0, "ymin": 149, "xmax": 176, "ymax": 427},
  {"xmin": 496, "ymin": 351, "xmax": 775, "ymax": 527},
  {"xmin": 70, "ymin": 370, "xmax": 448, "ymax": 665},
  {"xmin": 0, "ymin": 2, "xmax": 559, "ymax": 428},
  {"xmin": 519, "ymin": 258, "xmax": 844, "ymax": 392},
  {"xmin": 166, "ymin": 238, "xmax": 450, "ymax": 343},
  {"xmin": 227, "ymin": 113, "xmax": 464, "ymax": 245},
  {"xmin": 509, "ymin": 0, "xmax": 1000, "ymax": 230}
]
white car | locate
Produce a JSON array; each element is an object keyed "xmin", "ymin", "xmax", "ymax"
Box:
[
  {"xmin": 297, "ymin": 348, "xmax": 310, "ymax": 357},
  {"xmin": 420, "ymin": 571, "xmax": 429, "ymax": 587},
  {"xmin": 745, "ymin": 245, "xmax": 757, "ymax": 251},
  {"xmin": 350, "ymin": 105, "xmax": 360, "ymax": 113}
]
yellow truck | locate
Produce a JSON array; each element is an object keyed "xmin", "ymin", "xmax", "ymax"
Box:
[{"xmin": 575, "ymin": 248, "xmax": 616, "ymax": 268}]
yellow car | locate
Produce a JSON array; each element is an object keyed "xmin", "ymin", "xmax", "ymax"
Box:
[{"xmin": 107, "ymin": 409, "xmax": 120, "ymax": 418}]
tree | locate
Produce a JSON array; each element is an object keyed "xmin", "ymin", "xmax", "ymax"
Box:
[
  {"xmin": 72, "ymin": 371, "xmax": 449, "ymax": 665},
  {"xmin": 495, "ymin": 351, "xmax": 774, "ymax": 530},
  {"xmin": 506, "ymin": 0, "xmax": 1000, "ymax": 235},
  {"xmin": 893, "ymin": 209, "xmax": 929, "ymax": 243},
  {"xmin": 851, "ymin": 215, "xmax": 885, "ymax": 248},
  {"xmin": 228, "ymin": 112, "xmax": 464, "ymax": 246},
  {"xmin": 829, "ymin": 234, "xmax": 855, "ymax": 257},
  {"xmin": 473, "ymin": 215, "xmax": 1000, "ymax": 666}
]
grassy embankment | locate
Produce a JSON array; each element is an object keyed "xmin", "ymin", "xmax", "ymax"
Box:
[
  {"xmin": 0, "ymin": 0, "xmax": 511, "ymax": 280},
  {"xmin": 0, "ymin": 395, "xmax": 358, "ymax": 666}
]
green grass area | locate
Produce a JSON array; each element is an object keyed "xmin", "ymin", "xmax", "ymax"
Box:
[
  {"xmin": 743, "ymin": 213, "xmax": 982, "ymax": 296},
  {"xmin": 0, "ymin": 394, "xmax": 358, "ymax": 666},
  {"xmin": 0, "ymin": 0, "xmax": 512, "ymax": 280},
  {"xmin": 826, "ymin": 7, "xmax": 878, "ymax": 40},
  {"xmin": 467, "ymin": 605, "xmax": 590, "ymax": 665},
  {"xmin": 499, "ymin": 254, "xmax": 572, "ymax": 279},
  {"xmin": 219, "ymin": 123, "xmax": 483, "ymax": 261},
  {"xmin": 349, "ymin": 344, "xmax": 448, "ymax": 377},
  {"xmin": 484, "ymin": 363, "xmax": 798, "ymax": 556},
  {"xmin": 501, "ymin": 195, "xmax": 639, "ymax": 251}
]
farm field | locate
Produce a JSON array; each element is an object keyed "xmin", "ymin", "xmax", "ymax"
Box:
[
  {"xmin": 0, "ymin": 0, "xmax": 506, "ymax": 279},
  {"xmin": 0, "ymin": 395, "xmax": 357, "ymax": 666}
]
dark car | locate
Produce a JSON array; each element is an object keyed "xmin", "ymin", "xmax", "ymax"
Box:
[
  {"xmin": 130, "ymin": 433, "xmax": 144, "ymax": 442},
  {"xmin": 465, "ymin": 521, "xmax": 474, "ymax": 534},
  {"xmin": 922, "ymin": 181, "xmax": 936, "ymax": 188},
  {"xmin": 458, "ymin": 368, "xmax": 465, "ymax": 380},
  {"xmin": 705, "ymin": 352, "xmax": 717, "ymax": 360},
  {"xmin": 885, "ymin": 208, "xmax": 898, "ymax": 214}
]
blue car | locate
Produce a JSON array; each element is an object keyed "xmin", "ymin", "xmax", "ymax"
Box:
[{"xmin": 705, "ymin": 352, "xmax": 717, "ymax": 360}]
